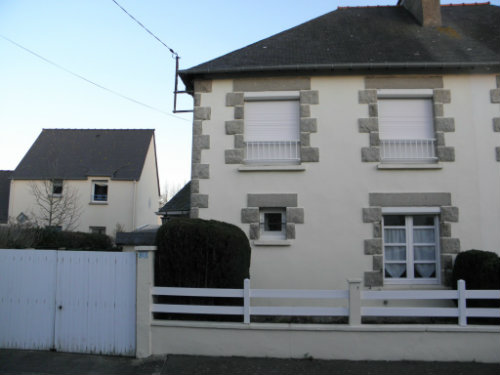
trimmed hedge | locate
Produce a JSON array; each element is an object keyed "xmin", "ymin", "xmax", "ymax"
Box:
[
  {"xmin": 155, "ymin": 218, "xmax": 251, "ymax": 288},
  {"xmin": 36, "ymin": 228, "xmax": 114, "ymax": 250},
  {"xmin": 452, "ymin": 249, "xmax": 500, "ymax": 309},
  {"xmin": 0, "ymin": 225, "xmax": 115, "ymax": 250},
  {"xmin": 452, "ymin": 249, "xmax": 500, "ymax": 290}
]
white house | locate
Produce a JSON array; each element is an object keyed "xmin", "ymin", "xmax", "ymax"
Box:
[
  {"xmin": 178, "ymin": 0, "xmax": 500, "ymax": 290},
  {"xmin": 8, "ymin": 129, "xmax": 160, "ymax": 235}
]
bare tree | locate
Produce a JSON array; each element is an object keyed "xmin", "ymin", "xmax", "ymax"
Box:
[{"xmin": 29, "ymin": 179, "xmax": 82, "ymax": 231}]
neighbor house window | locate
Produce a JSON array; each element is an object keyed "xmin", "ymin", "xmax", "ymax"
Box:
[
  {"xmin": 383, "ymin": 211, "xmax": 440, "ymax": 284},
  {"xmin": 92, "ymin": 180, "xmax": 108, "ymax": 202},
  {"xmin": 378, "ymin": 90, "xmax": 437, "ymax": 163},
  {"xmin": 244, "ymin": 92, "xmax": 300, "ymax": 164},
  {"xmin": 52, "ymin": 179, "xmax": 63, "ymax": 196},
  {"xmin": 89, "ymin": 226, "xmax": 106, "ymax": 235},
  {"xmin": 260, "ymin": 208, "xmax": 286, "ymax": 240}
]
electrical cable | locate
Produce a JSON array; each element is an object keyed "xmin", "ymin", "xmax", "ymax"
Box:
[
  {"xmin": 110, "ymin": 0, "xmax": 179, "ymax": 58},
  {"xmin": 0, "ymin": 34, "xmax": 189, "ymax": 121}
]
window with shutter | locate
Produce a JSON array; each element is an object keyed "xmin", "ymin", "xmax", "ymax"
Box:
[
  {"xmin": 244, "ymin": 93, "xmax": 300, "ymax": 164},
  {"xmin": 378, "ymin": 95, "xmax": 437, "ymax": 163}
]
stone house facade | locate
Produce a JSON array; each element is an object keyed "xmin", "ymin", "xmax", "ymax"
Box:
[{"xmin": 179, "ymin": 0, "xmax": 500, "ymax": 290}]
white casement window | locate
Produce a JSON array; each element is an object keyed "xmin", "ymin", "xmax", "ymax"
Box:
[
  {"xmin": 382, "ymin": 208, "xmax": 440, "ymax": 285},
  {"xmin": 378, "ymin": 90, "xmax": 437, "ymax": 163},
  {"xmin": 91, "ymin": 180, "xmax": 108, "ymax": 202},
  {"xmin": 244, "ymin": 92, "xmax": 300, "ymax": 164},
  {"xmin": 260, "ymin": 208, "xmax": 286, "ymax": 240},
  {"xmin": 52, "ymin": 179, "xmax": 63, "ymax": 196}
]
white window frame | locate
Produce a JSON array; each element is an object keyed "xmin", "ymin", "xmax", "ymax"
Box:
[
  {"xmin": 377, "ymin": 89, "xmax": 437, "ymax": 164},
  {"xmin": 382, "ymin": 207, "xmax": 441, "ymax": 285},
  {"xmin": 259, "ymin": 208, "xmax": 286, "ymax": 240},
  {"xmin": 244, "ymin": 91, "xmax": 300, "ymax": 165},
  {"xmin": 91, "ymin": 180, "xmax": 108, "ymax": 203}
]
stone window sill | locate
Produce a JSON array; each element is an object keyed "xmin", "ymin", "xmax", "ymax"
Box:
[
  {"xmin": 238, "ymin": 165, "xmax": 306, "ymax": 172},
  {"xmin": 377, "ymin": 163, "xmax": 443, "ymax": 170},
  {"xmin": 253, "ymin": 240, "xmax": 291, "ymax": 247},
  {"xmin": 89, "ymin": 201, "xmax": 108, "ymax": 205}
]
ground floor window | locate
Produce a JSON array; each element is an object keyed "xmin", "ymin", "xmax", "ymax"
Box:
[
  {"xmin": 260, "ymin": 208, "xmax": 286, "ymax": 240},
  {"xmin": 383, "ymin": 213, "xmax": 440, "ymax": 284},
  {"xmin": 89, "ymin": 226, "xmax": 106, "ymax": 235}
]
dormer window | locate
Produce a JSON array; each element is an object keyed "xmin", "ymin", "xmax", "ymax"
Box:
[{"xmin": 92, "ymin": 180, "xmax": 108, "ymax": 203}]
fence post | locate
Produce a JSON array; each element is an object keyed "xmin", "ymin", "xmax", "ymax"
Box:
[
  {"xmin": 243, "ymin": 278, "xmax": 250, "ymax": 324},
  {"xmin": 458, "ymin": 279, "xmax": 467, "ymax": 327},
  {"xmin": 135, "ymin": 246, "xmax": 156, "ymax": 358},
  {"xmin": 348, "ymin": 278, "xmax": 362, "ymax": 325}
]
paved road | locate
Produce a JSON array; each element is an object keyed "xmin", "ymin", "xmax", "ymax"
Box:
[{"xmin": 0, "ymin": 349, "xmax": 499, "ymax": 375}]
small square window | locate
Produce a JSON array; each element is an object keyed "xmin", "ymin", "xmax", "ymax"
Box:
[
  {"xmin": 260, "ymin": 208, "xmax": 286, "ymax": 240},
  {"xmin": 52, "ymin": 180, "xmax": 63, "ymax": 196},
  {"xmin": 90, "ymin": 226, "xmax": 106, "ymax": 235},
  {"xmin": 92, "ymin": 180, "xmax": 108, "ymax": 202}
]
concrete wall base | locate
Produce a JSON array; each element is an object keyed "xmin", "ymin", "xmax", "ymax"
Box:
[{"xmin": 151, "ymin": 321, "xmax": 500, "ymax": 363}]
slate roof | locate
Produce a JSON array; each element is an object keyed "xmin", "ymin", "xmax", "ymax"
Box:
[
  {"xmin": 158, "ymin": 181, "xmax": 191, "ymax": 214},
  {"xmin": 12, "ymin": 129, "xmax": 155, "ymax": 181},
  {"xmin": 0, "ymin": 171, "xmax": 12, "ymax": 223},
  {"xmin": 180, "ymin": 3, "xmax": 500, "ymax": 90}
]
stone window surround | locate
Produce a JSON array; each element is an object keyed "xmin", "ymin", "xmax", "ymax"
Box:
[
  {"xmin": 362, "ymin": 192, "xmax": 460, "ymax": 288},
  {"xmin": 241, "ymin": 193, "xmax": 304, "ymax": 246},
  {"xmin": 491, "ymin": 75, "xmax": 500, "ymax": 161},
  {"xmin": 358, "ymin": 76, "xmax": 455, "ymax": 165},
  {"xmin": 225, "ymin": 77, "xmax": 320, "ymax": 167},
  {"xmin": 190, "ymin": 80, "xmax": 212, "ymax": 218}
]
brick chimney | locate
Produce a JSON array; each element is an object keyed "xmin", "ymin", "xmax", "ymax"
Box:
[{"xmin": 398, "ymin": 0, "xmax": 442, "ymax": 27}]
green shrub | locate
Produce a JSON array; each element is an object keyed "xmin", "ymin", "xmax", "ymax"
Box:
[
  {"xmin": 452, "ymin": 249, "xmax": 500, "ymax": 310},
  {"xmin": 35, "ymin": 227, "xmax": 114, "ymax": 250},
  {"xmin": 155, "ymin": 218, "xmax": 251, "ymax": 288},
  {"xmin": 452, "ymin": 249, "xmax": 500, "ymax": 290}
]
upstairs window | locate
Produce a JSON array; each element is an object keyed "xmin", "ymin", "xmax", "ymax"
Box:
[
  {"xmin": 383, "ymin": 211, "xmax": 440, "ymax": 285},
  {"xmin": 92, "ymin": 180, "xmax": 108, "ymax": 202},
  {"xmin": 378, "ymin": 90, "xmax": 437, "ymax": 163},
  {"xmin": 52, "ymin": 179, "xmax": 63, "ymax": 196},
  {"xmin": 244, "ymin": 92, "xmax": 300, "ymax": 164}
]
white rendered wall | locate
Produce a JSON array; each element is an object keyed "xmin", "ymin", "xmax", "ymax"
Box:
[
  {"xmin": 195, "ymin": 74, "xmax": 500, "ymax": 290},
  {"xmin": 134, "ymin": 137, "xmax": 161, "ymax": 229}
]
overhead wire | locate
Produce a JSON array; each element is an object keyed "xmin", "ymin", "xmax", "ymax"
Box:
[
  {"xmin": 110, "ymin": 0, "xmax": 179, "ymax": 58},
  {"xmin": 0, "ymin": 34, "xmax": 189, "ymax": 121}
]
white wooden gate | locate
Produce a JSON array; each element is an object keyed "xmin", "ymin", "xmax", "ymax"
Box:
[{"xmin": 0, "ymin": 249, "xmax": 136, "ymax": 356}]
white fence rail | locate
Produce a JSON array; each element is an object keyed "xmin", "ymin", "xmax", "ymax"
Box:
[{"xmin": 152, "ymin": 279, "xmax": 500, "ymax": 326}]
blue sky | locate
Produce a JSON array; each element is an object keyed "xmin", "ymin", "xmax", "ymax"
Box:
[{"xmin": 1, "ymin": 0, "xmax": 499, "ymax": 192}]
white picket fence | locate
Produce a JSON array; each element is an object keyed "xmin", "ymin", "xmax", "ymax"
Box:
[{"xmin": 152, "ymin": 279, "xmax": 500, "ymax": 326}]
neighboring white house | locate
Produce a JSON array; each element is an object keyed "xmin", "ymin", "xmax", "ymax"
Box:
[
  {"xmin": 178, "ymin": 0, "xmax": 500, "ymax": 290},
  {"xmin": 8, "ymin": 129, "xmax": 160, "ymax": 235}
]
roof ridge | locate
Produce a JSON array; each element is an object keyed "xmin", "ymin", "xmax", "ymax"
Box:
[
  {"xmin": 338, "ymin": 5, "xmax": 397, "ymax": 10},
  {"xmin": 338, "ymin": 2, "xmax": 490, "ymax": 10},
  {"xmin": 441, "ymin": 2, "xmax": 490, "ymax": 6},
  {"xmin": 41, "ymin": 128, "xmax": 155, "ymax": 131}
]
